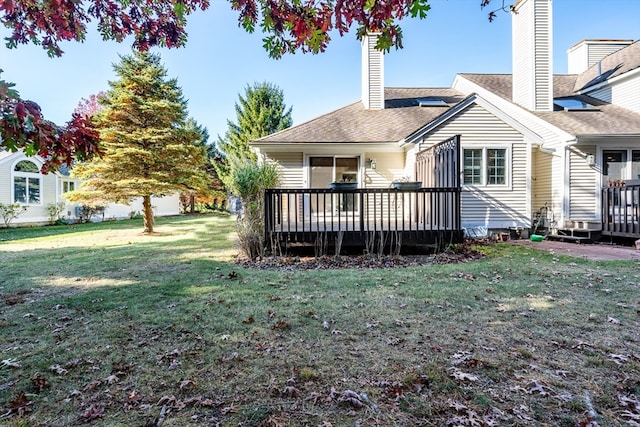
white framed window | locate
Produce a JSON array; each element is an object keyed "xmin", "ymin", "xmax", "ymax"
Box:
[
  {"xmin": 62, "ymin": 180, "xmax": 76, "ymax": 193},
  {"xmin": 462, "ymin": 147, "xmax": 509, "ymax": 186},
  {"xmin": 13, "ymin": 160, "xmax": 42, "ymax": 204},
  {"xmin": 603, "ymin": 149, "xmax": 640, "ymax": 182}
]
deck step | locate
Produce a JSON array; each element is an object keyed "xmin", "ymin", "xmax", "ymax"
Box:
[{"xmin": 547, "ymin": 227, "xmax": 602, "ymax": 243}]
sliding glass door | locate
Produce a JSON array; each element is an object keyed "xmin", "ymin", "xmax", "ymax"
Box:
[{"xmin": 309, "ymin": 156, "xmax": 359, "ymax": 215}]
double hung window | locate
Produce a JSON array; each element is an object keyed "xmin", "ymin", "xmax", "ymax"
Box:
[{"xmin": 463, "ymin": 148, "xmax": 508, "ymax": 186}]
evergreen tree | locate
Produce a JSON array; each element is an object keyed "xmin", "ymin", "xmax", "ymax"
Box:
[
  {"xmin": 215, "ymin": 82, "xmax": 292, "ymax": 186},
  {"xmin": 66, "ymin": 51, "xmax": 209, "ymax": 233}
]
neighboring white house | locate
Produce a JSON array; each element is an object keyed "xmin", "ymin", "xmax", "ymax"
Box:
[
  {"xmin": 251, "ymin": 0, "xmax": 640, "ymax": 238},
  {"xmin": 0, "ymin": 150, "xmax": 180, "ymax": 225}
]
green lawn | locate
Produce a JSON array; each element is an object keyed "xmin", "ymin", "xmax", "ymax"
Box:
[{"xmin": 0, "ymin": 214, "xmax": 639, "ymax": 426}]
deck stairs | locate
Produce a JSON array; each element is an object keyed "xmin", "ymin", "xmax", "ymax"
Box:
[{"xmin": 546, "ymin": 221, "xmax": 602, "ymax": 243}]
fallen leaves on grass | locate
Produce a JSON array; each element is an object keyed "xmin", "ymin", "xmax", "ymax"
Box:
[
  {"xmin": 31, "ymin": 374, "xmax": 48, "ymax": 393},
  {"xmin": 80, "ymin": 403, "xmax": 105, "ymax": 421},
  {"xmin": 5, "ymin": 391, "xmax": 32, "ymax": 416},
  {"xmin": 49, "ymin": 364, "xmax": 68, "ymax": 375},
  {"xmin": 608, "ymin": 353, "xmax": 629, "ymax": 365},
  {"xmin": 449, "ymin": 367, "xmax": 479, "ymax": 382},
  {"xmin": 446, "ymin": 400, "xmax": 501, "ymax": 426},
  {"xmin": 1, "ymin": 358, "xmax": 21, "ymax": 369}
]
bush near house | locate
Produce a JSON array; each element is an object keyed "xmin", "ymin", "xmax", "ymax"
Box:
[{"xmin": 0, "ymin": 203, "xmax": 28, "ymax": 227}]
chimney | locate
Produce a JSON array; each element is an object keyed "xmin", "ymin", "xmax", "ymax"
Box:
[
  {"xmin": 362, "ymin": 33, "xmax": 385, "ymax": 110},
  {"xmin": 511, "ymin": 0, "xmax": 553, "ymax": 112},
  {"xmin": 567, "ymin": 39, "xmax": 633, "ymax": 74}
]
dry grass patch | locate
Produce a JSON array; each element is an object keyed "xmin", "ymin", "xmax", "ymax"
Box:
[{"xmin": 0, "ymin": 218, "xmax": 639, "ymax": 426}]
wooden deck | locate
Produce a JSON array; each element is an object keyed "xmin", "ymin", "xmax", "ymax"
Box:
[{"xmin": 265, "ymin": 187, "xmax": 463, "ymax": 252}]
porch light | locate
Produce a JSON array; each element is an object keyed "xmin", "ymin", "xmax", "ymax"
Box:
[
  {"xmin": 585, "ymin": 153, "xmax": 595, "ymax": 167},
  {"xmin": 368, "ymin": 158, "xmax": 377, "ymax": 169}
]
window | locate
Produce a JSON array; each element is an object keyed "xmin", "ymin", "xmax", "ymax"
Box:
[
  {"xmin": 13, "ymin": 160, "xmax": 41, "ymax": 204},
  {"xmin": 463, "ymin": 148, "xmax": 508, "ymax": 186},
  {"xmin": 463, "ymin": 149, "xmax": 482, "ymax": 184},
  {"xmin": 62, "ymin": 181, "xmax": 75, "ymax": 193},
  {"xmin": 603, "ymin": 149, "xmax": 640, "ymax": 182}
]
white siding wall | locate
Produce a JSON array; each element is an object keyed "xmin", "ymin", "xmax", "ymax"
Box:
[
  {"xmin": 420, "ymin": 104, "xmax": 529, "ymax": 229},
  {"xmin": 0, "ymin": 158, "xmax": 11, "ymax": 204},
  {"xmin": 512, "ymin": 0, "xmax": 553, "ymax": 112},
  {"xmin": 568, "ymin": 40, "xmax": 633, "ymax": 74},
  {"xmin": 268, "ymin": 152, "xmax": 303, "ymax": 189},
  {"xmin": 567, "ymin": 145, "xmax": 598, "ymax": 221},
  {"xmin": 361, "ymin": 34, "xmax": 384, "ymax": 110},
  {"xmin": 588, "ymin": 73, "xmax": 640, "ymax": 113}
]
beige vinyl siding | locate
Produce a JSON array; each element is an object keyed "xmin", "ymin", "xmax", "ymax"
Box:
[
  {"xmin": 363, "ymin": 152, "xmax": 405, "ymax": 188},
  {"xmin": 361, "ymin": 152, "xmax": 404, "ymax": 223},
  {"xmin": 267, "ymin": 152, "xmax": 303, "ymax": 189},
  {"xmin": 532, "ymin": 148, "xmax": 553, "ymax": 212},
  {"xmin": 420, "ymin": 104, "xmax": 529, "ymax": 229},
  {"xmin": 568, "ymin": 145, "xmax": 598, "ymax": 220},
  {"xmin": 533, "ymin": 148, "xmax": 564, "ymax": 227},
  {"xmin": 588, "ymin": 75, "xmax": 640, "ymax": 113}
]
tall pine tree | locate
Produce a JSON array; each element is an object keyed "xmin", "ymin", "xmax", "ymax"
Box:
[
  {"xmin": 67, "ymin": 51, "xmax": 209, "ymax": 233},
  {"xmin": 215, "ymin": 82, "xmax": 292, "ymax": 186}
]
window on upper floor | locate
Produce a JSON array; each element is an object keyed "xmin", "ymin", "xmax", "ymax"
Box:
[
  {"xmin": 13, "ymin": 160, "xmax": 41, "ymax": 204},
  {"xmin": 463, "ymin": 148, "xmax": 508, "ymax": 186}
]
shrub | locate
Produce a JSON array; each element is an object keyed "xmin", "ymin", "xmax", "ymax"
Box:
[
  {"xmin": 46, "ymin": 202, "xmax": 66, "ymax": 225},
  {"xmin": 227, "ymin": 157, "xmax": 280, "ymax": 259},
  {"xmin": 77, "ymin": 205, "xmax": 105, "ymax": 223},
  {"xmin": 0, "ymin": 203, "xmax": 28, "ymax": 227}
]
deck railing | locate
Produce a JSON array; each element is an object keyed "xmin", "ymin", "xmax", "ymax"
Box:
[
  {"xmin": 602, "ymin": 184, "xmax": 640, "ymax": 237},
  {"xmin": 264, "ymin": 187, "xmax": 462, "ymax": 250}
]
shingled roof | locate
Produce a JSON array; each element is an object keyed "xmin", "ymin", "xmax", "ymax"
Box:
[
  {"xmin": 574, "ymin": 41, "xmax": 640, "ymax": 92},
  {"xmin": 459, "ymin": 72, "xmax": 640, "ymax": 137},
  {"xmin": 255, "ymin": 40, "xmax": 640, "ymax": 146},
  {"xmin": 254, "ymin": 88, "xmax": 465, "ymax": 144}
]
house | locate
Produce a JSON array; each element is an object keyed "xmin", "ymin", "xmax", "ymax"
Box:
[
  {"xmin": 252, "ymin": 0, "xmax": 640, "ymax": 248},
  {"xmin": 0, "ymin": 150, "xmax": 180, "ymax": 225}
]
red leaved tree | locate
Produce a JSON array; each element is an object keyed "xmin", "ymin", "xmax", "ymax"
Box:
[{"xmin": 0, "ymin": 75, "xmax": 101, "ymax": 173}]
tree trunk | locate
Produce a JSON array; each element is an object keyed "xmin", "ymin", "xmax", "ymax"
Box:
[
  {"xmin": 143, "ymin": 195, "xmax": 154, "ymax": 233},
  {"xmin": 189, "ymin": 194, "xmax": 195, "ymax": 213}
]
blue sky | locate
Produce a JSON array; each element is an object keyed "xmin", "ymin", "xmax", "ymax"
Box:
[{"xmin": 1, "ymin": 0, "xmax": 639, "ymax": 143}]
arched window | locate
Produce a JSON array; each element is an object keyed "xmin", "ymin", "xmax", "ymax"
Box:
[{"xmin": 13, "ymin": 160, "xmax": 41, "ymax": 204}]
